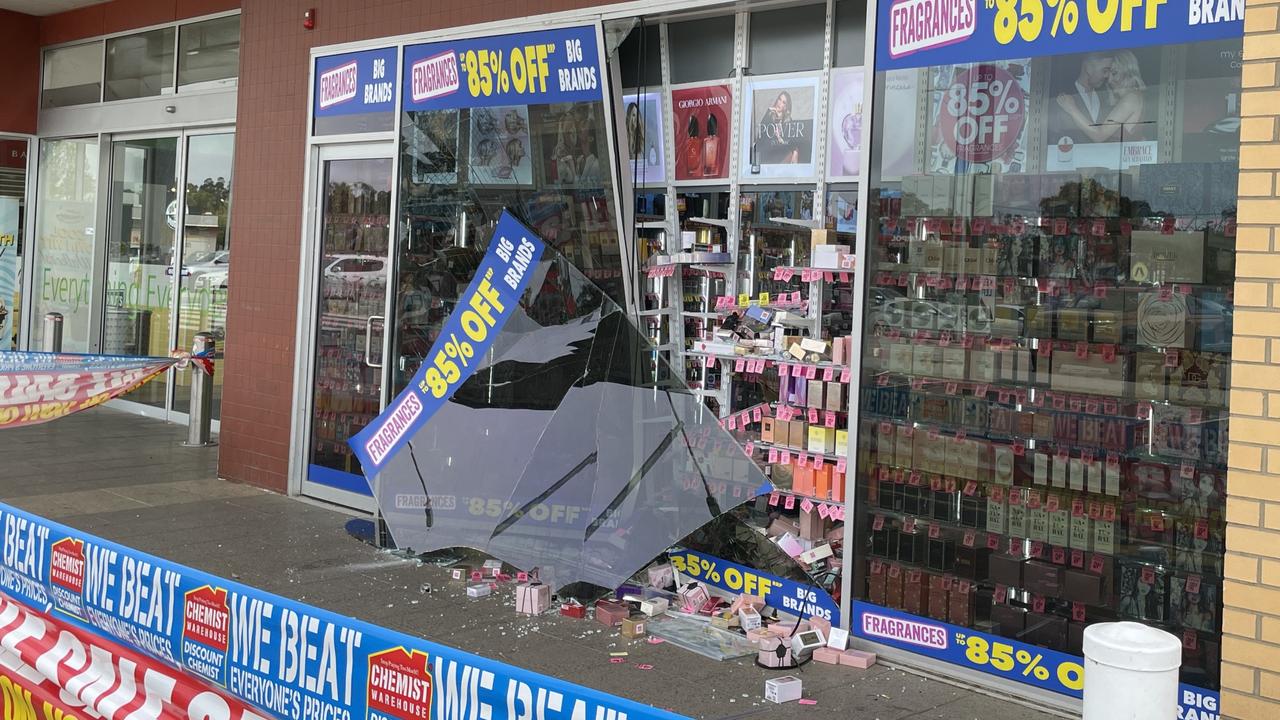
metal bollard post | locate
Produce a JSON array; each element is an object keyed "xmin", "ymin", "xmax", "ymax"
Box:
[
  {"xmin": 1083, "ymin": 622, "xmax": 1182, "ymax": 719},
  {"xmin": 42, "ymin": 312, "xmax": 63, "ymax": 352},
  {"xmin": 183, "ymin": 333, "xmax": 217, "ymax": 448}
]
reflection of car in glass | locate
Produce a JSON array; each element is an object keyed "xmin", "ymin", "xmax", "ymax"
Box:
[{"xmin": 324, "ymin": 254, "xmax": 387, "ymax": 285}]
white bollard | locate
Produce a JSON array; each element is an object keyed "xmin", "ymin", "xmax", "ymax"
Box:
[{"xmin": 1083, "ymin": 622, "xmax": 1182, "ymax": 720}]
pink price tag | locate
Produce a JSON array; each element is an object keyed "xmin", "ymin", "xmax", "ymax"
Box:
[
  {"xmin": 773, "ymin": 267, "xmax": 785, "ymax": 281},
  {"xmin": 903, "ymin": 518, "xmax": 917, "ymax": 534},
  {"xmin": 1138, "ymin": 403, "xmax": 1152, "ymax": 420},
  {"xmin": 1181, "ymin": 462, "xmax": 1195, "ymax": 480},
  {"xmin": 768, "ymin": 492, "xmax": 780, "ymax": 506},
  {"xmin": 1045, "ymin": 495, "xmax": 1060, "ymax": 512},
  {"xmin": 1093, "ymin": 284, "xmax": 1108, "ymax": 299},
  {"xmin": 1008, "ymin": 537, "xmax": 1022, "ymax": 555},
  {"xmin": 1071, "ymin": 549, "xmax": 1085, "ymax": 568},
  {"xmin": 778, "ymin": 363, "xmax": 790, "ymax": 377},
  {"xmin": 1032, "ymin": 594, "xmax": 1047, "ymax": 613},
  {"xmin": 836, "ymin": 458, "xmax": 848, "ymax": 473},
  {"xmin": 964, "ymin": 480, "xmax": 978, "ymax": 496},
  {"xmin": 945, "ymin": 382, "xmax": 959, "ymax": 395},
  {"xmin": 1090, "ymin": 555, "xmax": 1105, "ymax": 574},
  {"xmin": 1054, "ymin": 219, "xmax": 1068, "ymax": 235},
  {"xmin": 753, "ymin": 406, "xmax": 764, "ymax": 422},
  {"xmin": 1075, "ymin": 342, "xmax": 1089, "ymax": 359},
  {"xmin": 825, "ymin": 411, "xmax": 837, "ymax": 428},
  {"xmin": 800, "ymin": 498, "xmax": 815, "ymax": 513},
  {"xmin": 823, "ymin": 367, "xmax": 835, "ymax": 382},
  {"xmin": 929, "ymin": 523, "xmax": 941, "ymax": 539},
  {"xmin": 1091, "ymin": 220, "xmax": 1106, "ymax": 237},
  {"xmin": 1030, "ymin": 541, "xmax": 1044, "ymax": 558},
  {"xmin": 782, "ymin": 268, "xmax": 795, "ymax": 282},
  {"xmin": 1053, "ymin": 394, "xmax": 1066, "ymax": 410},
  {"xmin": 808, "ymin": 407, "xmax": 819, "ymax": 424},
  {"xmin": 818, "ymin": 503, "xmax": 831, "ymax": 519},
  {"xmin": 841, "ymin": 272, "xmax": 851, "ymax": 282},
  {"xmin": 797, "ymin": 454, "xmax": 809, "ymax": 469},
  {"xmin": 1165, "ymin": 349, "xmax": 1180, "ymax": 368},
  {"xmin": 909, "ymin": 471, "xmax": 922, "ymax": 486},
  {"xmin": 784, "ymin": 495, "xmax": 796, "ymax": 509},
  {"xmin": 792, "ymin": 364, "xmax": 805, "ymax": 378},
  {"xmin": 744, "ymin": 441, "xmax": 755, "ymax": 456},
  {"xmin": 1186, "ymin": 575, "xmax": 1202, "ymax": 594},
  {"xmin": 1052, "ymin": 547, "xmax": 1066, "ymax": 564},
  {"xmin": 841, "ymin": 368, "xmax": 852, "ymax": 383},
  {"xmin": 974, "ymin": 384, "xmax": 989, "ymax": 398},
  {"xmin": 727, "ymin": 416, "xmax": 737, "ymax": 430},
  {"xmin": 963, "ymin": 530, "xmax": 976, "ymax": 547},
  {"xmin": 1072, "ymin": 603, "xmax": 1086, "ymax": 622},
  {"xmin": 1069, "ymin": 396, "xmax": 1082, "ymax": 412},
  {"xmin": 1141, "ymin": 566, "xmax": 1156, "ymax": 585},
  {"xmin": 1159, "ymin": 285, "xmax": 1173, "ymax": 301},
  {"xmin": 824, "ymin": 272, "xmax": 835, "ymax": 282},
  {"xmin": 805, "ymin": 365, "xmax": 818, "ymax": 379},
  {"xmin": 1196, "ymin": 519, "xmax": 1209, "ymax": 539},
  {"xmin": 987, "ymin": 534, "xmax": 1001, "ymax": 550},
  {"xmin": 1188, "ymin": 408, "xmax": 1203, "ymax": 424},
  {"xmin": 994, "ymin": 584, "xmax": 1008, "ymax": 603},
  {"xmin": 780, "ymin": 451, "xmax": 792, "ymax": 465}
]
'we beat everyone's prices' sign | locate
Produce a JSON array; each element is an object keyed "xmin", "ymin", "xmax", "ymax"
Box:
[
  {"xmin": 877, "ymin": 0, "xmax": 1243, "ymax": 70},
  {"xmin": 403, "ymin": 25, "xmax": 602, "ymax": 111}
]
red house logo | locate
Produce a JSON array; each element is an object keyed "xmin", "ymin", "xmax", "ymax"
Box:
[{"xmin": 367, "ymin": 647, "xmax": 433, "ymax": 720}]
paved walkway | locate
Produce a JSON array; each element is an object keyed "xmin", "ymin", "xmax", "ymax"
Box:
[{"xmin": 0, "ymin": 408, "xmax": 1065, "ymax": 720}]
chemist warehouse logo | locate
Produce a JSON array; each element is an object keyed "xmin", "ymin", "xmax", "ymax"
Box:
[
  {"xmin": 367, "ymin": 647, "xmax": 433, "ymax": 720},
  {"xmin": 183, "ymin": 585, "xmax": 231, "ymax": 686},
  {"xmin": 48, "ymin": 537, "xmax": 85, "ymax": 619}
]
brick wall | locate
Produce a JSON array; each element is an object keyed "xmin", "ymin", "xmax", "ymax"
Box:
[
  {"xmin": 220, "ymin": 0, "xmax": 614, "ymax": 491},
  {"xmin": 1223, "ymin": 1, "xmax": 1280, "ymax": 717},
  {"xmin": 38, "ymin": 0, "xmax": 241, "ymax": 46},
  {"xmin": 0, "ymin": 10, "xmax": 39, "ymax": 135}
]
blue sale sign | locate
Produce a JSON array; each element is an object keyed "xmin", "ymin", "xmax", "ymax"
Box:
[
  {"xmin": 314, "ymin": 47, "xmax": 398, "ymax": 117},
  {"xmin": 0, "ymin": 501, "xmax": 685, "ymax": 720},
  {"xmin": 853, "ymin": 602, "xmax": 1220, "ymax": 717},
  {"xmin": 350, "ymin": 211, "xmax": 544, "ymax": 477},
  {"xmin": 403, "ymin": 25, "xmax": 601, "ymax": 111},
  {"xmin": 876, "ymin": 0, "xmax": 1243, "ymax": 70},
  {"xmin": 669, "ymin": 549, "xmax": 840, "ymax": 625}
]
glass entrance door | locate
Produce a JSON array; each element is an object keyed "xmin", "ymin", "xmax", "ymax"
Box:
[
  {"xmin": 104, "ymin": 136, "xmax": 179, "ymax": 409},
  {"xmin": 302, "ymin": 150, "xmax": 394, "ymax": 506}
]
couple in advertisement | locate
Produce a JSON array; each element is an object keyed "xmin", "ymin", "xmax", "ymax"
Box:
[{"xmin": 1054, "ymin": 49, "xmax": 1149, "ymax": 144}]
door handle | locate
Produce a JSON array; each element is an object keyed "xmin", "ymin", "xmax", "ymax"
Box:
[{"xmin": 364, "ymin": 315, "xmax": 385, "ymax": 368}]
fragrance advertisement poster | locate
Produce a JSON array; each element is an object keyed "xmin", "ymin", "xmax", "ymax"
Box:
[
  {"xmin": 1180, "ymin": 41, "xmax": 1244, "ymax": 165},
  {"xmin": 312, "ymin": 46, "xmax": 398, "ymax": 135},
  {"xmin": 875, "ymin": 0, "xmax": 1242, "ymax": 71},
  {"xmin": 1044, "ymin": 47, "xmax": 1162, "ymax": 171},
  {"xmin": 534, "ymin": 103, "xmax": 608, "ymax": 187},
  {"xmin": 623, "ymin": 91, "xmax": 666, "ymax": 185},
  {"xmin": 672, "ymin": 84, "xmax": 732, "ymax": 181},
  {"xmin": 0, "ymin": 198, "xmax": 15, "ymax": 351},
  {"xmin": 928, "ymin": 60, "xmax": 1030, "ymax": 174},
  {"xmin": 468, "ymin": 105, "xmax": 533, "ymax": 186},
  {"xmin": 827, "ymin": 67, "xmax": 866, "ymax": 180},
  {"xmin": 742, "ymin": 75, "xmax": 820, "ymax": 181}
]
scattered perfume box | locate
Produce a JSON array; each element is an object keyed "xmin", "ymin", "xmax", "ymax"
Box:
[
  {"xmin": 812, "ymin": 647, "xmax": 842, "ymax": 665},
  {"xmin": 595, "ymin": 600, "xmax": 629, "ymax": 626},
  {"xmin": 640, "ymin": 597, "xmax": 669, "ymax": 617},
  {"xmin": 758, "ymin": 637, "xmax": 795, "ymax": 669},
  {"xmin": 466, "ymin": 583, "xmax": 492, "ymax": 599},
  {"xmin": 515, "ymin": 582, "xmax": 550, "ymax": 615},
  {"xmin": 560, "ymin": 599, "xmax": 586, "ymax": 618},
  {"xmin": 621, "ymin": 617, "xmax": 648, "ymax": 638},
  {"xmin": 839, "ymin": 649, "xmax": 877, "ymax": 669},
  {"xmin": 764, "ymin": 676, "xmax": 803, "ymax": 703}
]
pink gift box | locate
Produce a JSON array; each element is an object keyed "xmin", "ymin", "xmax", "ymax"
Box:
[
  {"xmin": 746, "ymin": 628, "xmax": 774, "ymax": 647},
  {"xmin": 839, "ymin": 649, "xmax": 877, "ymax": 669},
  {"xmin": 515, "ymin": 582, "xmax": 550, "ymax": 616},
  {"xmin": 812, "ymin": 647, "xmax": 842, "ymax": 665},
  {"xmin": 595, "ymin": 600, "xmax": 628, "ymax": 627},
  {"xmin": 729, "ymin": 594, "xmax": 766, "ymax": 614},
  {"xmin": 809, "ymin": 616, "xmax": 832, "ymax": 638},
  {"xmin": 647, "ymin": 564, "xmax": 674, "ymax": 589},
  {"xmin": 677, "ymin": 583, "xmax": 709, "ymax": 613},
  {"xmin": 757, "ymin": 636, "xmax": 794, "ymax": 668}
]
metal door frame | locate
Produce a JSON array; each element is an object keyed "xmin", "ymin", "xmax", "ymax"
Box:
[
  {"xmin": 292, "ymin": 141, "xmax": 397, "ymax": 512},
  {"xmin": 103, "ymin": 126, "xmax": 235, "ymax": 428}
]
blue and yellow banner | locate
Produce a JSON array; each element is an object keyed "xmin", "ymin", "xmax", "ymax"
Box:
[
  {"xmin": 349, "ymin": 211, "xmax": 544, "ymax": 476},
  {"xmin": 669, "ymin": 549, "xmax": 840, "ymax": 625},
  {"xmin": 402, "ymin": 25, "xmax": 602, "ymax": 111},
  {"xmin": 876, "ymin": 0, "xmax": 1243, "ymax": 70},
  {"xmin": 0, "ymin": 501, "xmax": 685, "ymax": 720}
]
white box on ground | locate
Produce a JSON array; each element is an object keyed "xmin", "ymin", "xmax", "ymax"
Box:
[{"xmin": 764, "ymin": 676, "xmax": 803, "ymax": 704}]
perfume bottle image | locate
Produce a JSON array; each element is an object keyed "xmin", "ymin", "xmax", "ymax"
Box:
[
  {"xmin": 702, "ymin": 113, "xmax": 720, "ymax": 177},
  {"xmin": 684, "ymin": 115, "xmax": 701, "ymax": 177}
]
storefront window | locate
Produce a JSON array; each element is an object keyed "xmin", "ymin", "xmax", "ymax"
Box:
[
  {"xmin": 178, "ymin": 15, "xmax": 241, "ymax": 92},
  {"xmin": 856, "ymin": 38, "xmax": 1241, "ymax": 694},
  {"xmin": 105, "ymin": 27, "xmax": 176, "ymax": 101},
  {"xmin": 391, "ymin": 28, "xmax": 625, "ymax": 394},
  {"xmin": 42, "ymin": 42, "xmax": 103, "ymax": 108},
  {"xmin": 0, "ymin": 138, "xmax": 25, "ymax": 351},
  {"xmin": 31, "ymin": 138, "xmax": 98, "ymax": 352},
  {"xmin": 748, "ymin": 4, "xmax": 827, "ymax": 75}
]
